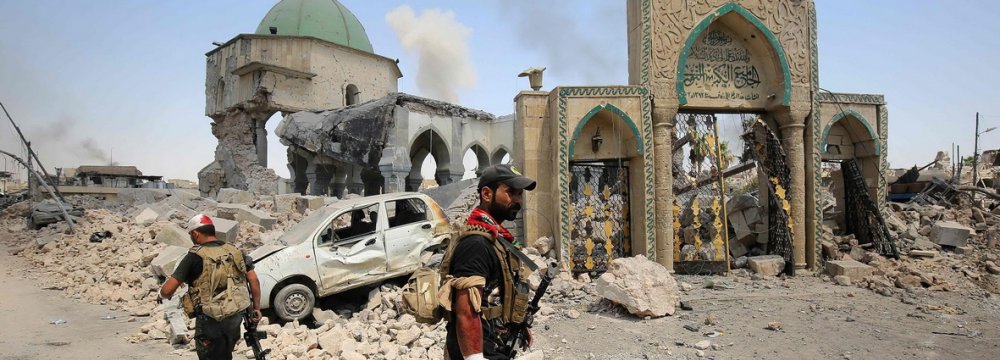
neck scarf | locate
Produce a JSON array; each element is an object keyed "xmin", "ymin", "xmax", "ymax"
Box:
[{"xmin": 466, "ymin": 207, "xmax": 515, "ymax": 244}]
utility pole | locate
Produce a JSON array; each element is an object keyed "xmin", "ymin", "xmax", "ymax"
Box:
[
  {"xmin": 27, "ymin": 141, "xmax": 34, "ymax": 202},
  {"xmin": 974, "ymin": 112, "xmax": 980, "ymax": 187}
]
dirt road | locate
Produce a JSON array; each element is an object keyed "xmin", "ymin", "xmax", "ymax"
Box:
[{"xmin": 0, "ymin": 245, "xmax": 183, "ymax": 360}]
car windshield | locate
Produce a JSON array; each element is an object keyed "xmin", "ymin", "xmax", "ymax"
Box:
[{"xmin": 273, "ymin": 205, "xmax": 341, "ymax": 246}]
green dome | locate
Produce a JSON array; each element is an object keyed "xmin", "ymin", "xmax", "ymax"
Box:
[{"xmin": 255, "ymin": 0, "xmax": 374, "ymax": 53}]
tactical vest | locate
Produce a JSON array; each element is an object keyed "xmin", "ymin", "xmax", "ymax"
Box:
[
  {"xmin": 439, "ymin": 224, "xmax": 533, "ymax": 324},
  {"xmin": 180, "ymin": 243, "xmax": 252, "ymax": 321}
]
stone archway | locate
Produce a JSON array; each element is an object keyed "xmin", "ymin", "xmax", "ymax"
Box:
[
  {"xmin": 464, "ymin": 142, "xmax": 490, "ymax": 177},
  {"xmin": 407, "ymin": 128, "xmax": 451, "ymax": 191},
  {"xmin": 491, "ymin": 146, "xmax": 511, "ymax": 166},
  {"xmin": 820, "ymin": 110, "xmax": 881, "ymax": 233},
  {"xmin": 566, "ymin": 104, "xmax": 645, "ymax": 273}
]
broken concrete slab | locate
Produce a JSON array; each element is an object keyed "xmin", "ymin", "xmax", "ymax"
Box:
[
  {"xmin": 34, "ymin": 233, "xmax": 62, "ymax": 247},
  {"xmin": 595, "ymin": 255, "xmax": 679, "ymax": 318},
  {"xmin": 153, "ymin": 222, "xmax": 190, "ymax": 248},
  {"xmin": 162, "ymin": 294, "xmax": 189, "ymax": 345},
  {"xmin": 729, "ymin": 237, "xmax": 749, "ymax": 258},
  {"xmin": 217, "ymin": 204, "xmax": 276, "ymax": 230},
  {"xmin": 826, "ymin": 259, "xmax": 873, "ymax": 281},
  {"xmin": 134, "ymin": 207, "xmax": 159, "ymax": 226},
  {"xmin": 930, "ymin": 221, "xmax": 972, "ymax": 247},
  {"xmin": 151, "ymin": 245, "xmax": 190, "ymax": 278},
  {"xmin": 213, "ymin": 218, "xmax": 239, "ymax": 243},
  {"xmin": 747, "ymin": 255, "xmax": 785, "ymax": 276},
  {"xmin": 217, "ymin": 188, "xmax": 255, "ymax": 206}
]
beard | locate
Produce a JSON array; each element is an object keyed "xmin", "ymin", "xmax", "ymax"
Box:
[{"xmin": 488, "ymin": 200, "xmax": 521, "ymax": 222}]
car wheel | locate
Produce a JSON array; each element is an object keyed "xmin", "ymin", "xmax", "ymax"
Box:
[{"xmin": 273, "ymin": 283, "xmax": 315, "ymax": 322}]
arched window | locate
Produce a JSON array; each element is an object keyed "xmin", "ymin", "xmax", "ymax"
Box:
[
  {"xmin": 345, "ymin": 84, "xmax": 359, "ymax": 106},
  {"xmin": 215, "ymin": 78, "xmax": 226, "ymax": 111}
]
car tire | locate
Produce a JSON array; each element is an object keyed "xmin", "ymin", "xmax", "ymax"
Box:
[{"xmin": 273, "ymin": 283, "xmax": 315, "ymax": 322}]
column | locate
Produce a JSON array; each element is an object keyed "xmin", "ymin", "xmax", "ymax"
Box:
[
  {"xmin": 778, "ymin": 119, "xmax": 808, "ymax": 269},
  {"xmin": 255, "ymin": 118, "xmax": 268, "ymax": 167},
  {"xmin": 652, "ymin": 106, "xmax": 677, "ymax": 271},
  {"xmin": 305, "ymin": 161, "xmax": 332, "ymax": 196},
  {"xmin": 348, "ymin": 165, "xmax": 364, "ymax": 195},
  {"xmin": 332, "ymin": 165, "xmax": 348, "ymax": 198}
]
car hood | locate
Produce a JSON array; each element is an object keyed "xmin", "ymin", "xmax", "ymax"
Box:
[{"xmin": 249, "ymin": 243, "xmax": 288, "ymax": 262}]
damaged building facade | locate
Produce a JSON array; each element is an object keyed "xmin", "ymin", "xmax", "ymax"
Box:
[
  {"xmin": 515, "ymin": 0, "xmax": 890, "ymax": 273},
  {"xmin": 199, "ymin": 0, "xmax": 513, "ymax": 199}
]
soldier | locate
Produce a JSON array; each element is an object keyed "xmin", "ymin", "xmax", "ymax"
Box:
[
  {"xmin": 444, "ymin": 164, "xmax": 537, "ymax": 360},
  {"xmin": 160, "ymin": 214, "xmax": 262, "ymax": 360}
]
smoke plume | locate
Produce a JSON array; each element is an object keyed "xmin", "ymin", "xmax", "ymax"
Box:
[
  {"xmin": 499, "ymin": 0, "xmax": 627, "ymax": 85},
  {"xmin": 29, "ymin": 115, "xmax": 115, "ymax": 165},
  {"xmin": 386, "ymin": 5, "xmax": 477, "ymax": 103}
]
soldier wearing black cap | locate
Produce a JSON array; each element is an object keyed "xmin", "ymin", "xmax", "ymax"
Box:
[{"xmin": 444, "ymin": 164, "xmax": 537, "ymax": 360}]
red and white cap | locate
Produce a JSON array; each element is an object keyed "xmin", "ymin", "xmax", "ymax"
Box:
[{"xmin": 186, "ymin": 214, "xmax": 214, "ymax": 232}]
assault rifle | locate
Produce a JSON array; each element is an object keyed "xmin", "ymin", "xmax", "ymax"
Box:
[
  {"xmin": 499, "ymin": 262, "xmax": 559, "ymax": 358},
  {"xmin": 243, "ymin": 282, "xmax": 271, "ymax": 360}
]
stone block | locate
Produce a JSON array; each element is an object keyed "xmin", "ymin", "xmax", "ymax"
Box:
[
  {"xmin": 594, "ymin": 255, "xmax": 679, "ymax": 318},
  {"xmin": 743, "ymin": 208, "xmax": 761, "ymax": 226},
  {"xmin": 216, "ymin": 188, "xmax": 255, "ymax": 206},
  {"xmin": 153, "ymin": 222, "xmax": 190, "ymax": 247},
  {"xmin": 298, "ymin": 195, "xmax": 326, "ymax": 211},
  {"xmin": 825, "ymin": 259, "xmax": 873, "ymax": 281},
  {"xmin": 930, "ymin": 221, "xmax": 972, "ymax": 247},
  {"xmin": 217, "ymin": 204, "xmax": 276, "ymax": 230},
  {"xmin": 162, "ymin": 295, "xmax": 189, "ymax": 345},
  {"xmin": 909, "ymin": 250, "xmax": 937, "ymax": 258},
  {"xmin": 272, "ymin": 194, "xmax": 300, "ymax": 213},
  {"xmin": 747, "ymin": 255, "xmax": 784, "ymax": 276},
  {"xmin": 134, "ymin": 207, "xmax": 159, "ymax": 226},
  {"xmin": 953, "ymin": 246, "xmax": 974, "ymax": 255},
  {"xmin": 151, "ymin": 245, "xmax": 190, "ymax": 278},
  {"xmin": 213, "ymin": 218, "xmax": 239, "ymax": 243},
  {"xmin": 35, "ymin": 234, "xmax": 62, "ymax": 247},
  {"xmin": 728, "ymin": 237, "xmax": 748, "ymax": 258}
]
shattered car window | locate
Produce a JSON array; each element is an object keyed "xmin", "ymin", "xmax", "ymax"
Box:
[
  {"xmin": 319, "ymin": 203, "xmax": 379, "ymax": 245},
  {"xmin": 387, "ymin": 198, "xmax": 428, "ymax": 228}
]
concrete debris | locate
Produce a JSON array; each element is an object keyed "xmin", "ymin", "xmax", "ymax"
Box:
[
  {"xmin": 826, "ymin": 260, "xmax": 874, "ymax": 282},
  {"xmin": 150, "ymin": 246, "xmax": 189, "ymax": 278},
  {"xmin": 930, "ymin": 221, "xmax": 972, "ymax": 247},
  {"xmin": 595, "ymin": 255, "xmax": 679, "ymax": 318},
  {"xmin": 152, "ymin": 222, "xmax": 190, "ymax": 248},
  {"xmin": 747, "ymin": 255, "xmax": 785, "ymax": 276},
  {"xmin": 216, "ymin": 188, "xmax": 255, "ymax": 206},
  {"xmin": 765, "ymin": 322, "xmax": 783, "ymax": 331},
  {"xmin": 134, "ymin": 208, "xmax": 159, "ymax": 226},
  {"xmin": 212, "ymin": 217, "xmax": 239, "ymax": 243},
  {"xmin": 216, "ymin": 203, "xmax": 276, "ymax": 230}
]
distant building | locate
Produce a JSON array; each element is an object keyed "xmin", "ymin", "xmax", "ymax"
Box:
[{"xmin": 72, "ymin": 166, "xmax": 163, "ymax": 188}]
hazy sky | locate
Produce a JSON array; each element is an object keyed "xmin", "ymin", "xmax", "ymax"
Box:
[{"xmin": 1, "ymin": 0, "xmax": 999, "ymax": 182}]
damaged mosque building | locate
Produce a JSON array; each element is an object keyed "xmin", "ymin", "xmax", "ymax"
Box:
[{"xmin": 200, "ymin": 0, "xmax": 891, "ymax": 274}]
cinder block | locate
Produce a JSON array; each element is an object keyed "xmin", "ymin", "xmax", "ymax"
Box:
[
  {"xmin": 930, "ymin": 221, "xmax": 972, "ymax": 247},
  {"xmin": 298, "ymin": 195, "xmax": 326, "ymax": 211},
  {"xmin": 826, "ymin": 259, "xmax": 873, "ymax": 281},
  {"xmin": 748, "ymin": 255, "xmax": 785, "ymax": 276}
]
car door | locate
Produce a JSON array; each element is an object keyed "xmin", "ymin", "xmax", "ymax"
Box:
[
  {"xmin": 383, "ymin": 197, "xmax": 434, "ymax": 271},
  {"xmin": 312, "ymin": 203, "xmax": 387, "ymax": 294}
]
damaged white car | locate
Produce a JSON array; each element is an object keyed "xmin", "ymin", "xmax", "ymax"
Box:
[{"xmin": 249, "ymin": 193, "xmax": 452, "ymax": 321}]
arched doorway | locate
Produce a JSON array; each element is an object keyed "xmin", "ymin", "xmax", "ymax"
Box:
[
  {"xmin": 567, "ymin": 105, "xmax": 643, "ymax": 273},
  {"xmin": 491, "ymin": 147, "xmax": 511, "ymax": 166},
  {"xmin": 463, "ymin": 143, "xmax": 489, "ymax": 179},
  {"xmin": 820, "ymin": 110, "xmax": 881, "ymax": 235},
  {"xmin": 407, "ymin": 128, "xmax": 450, "ymax": 191}
]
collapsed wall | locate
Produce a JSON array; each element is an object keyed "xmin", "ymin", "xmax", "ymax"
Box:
[{"xmin": 199, "ymin": 90, "xmax": 281, "ymax": 198}]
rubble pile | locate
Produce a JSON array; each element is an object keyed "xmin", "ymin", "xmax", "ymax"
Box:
[{"xmin": 817, "ymin": 196, "xmax": 1000, "ymax": 300}]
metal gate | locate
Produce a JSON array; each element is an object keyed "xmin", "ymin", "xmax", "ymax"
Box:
[
  {"xmin": 568, "ymin": 161, "xmax": 630, "ymax": 273},
  {"xmin": 672, "ymin": 113, "xmax": 731, "ymax": 274}
]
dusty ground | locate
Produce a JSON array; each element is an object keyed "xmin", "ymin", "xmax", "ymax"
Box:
[
  {"xmin": 0, "ymin": 245, "xmax": 179, "ymax": 360},
  {"xmin": 533, "ymin": 273, "xmax": 1000, "ymax": 360}
]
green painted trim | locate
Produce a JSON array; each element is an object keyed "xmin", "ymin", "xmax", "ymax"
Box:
[
  {"xmin": 819, "ymin": 110, "xmax": 881, "ymax": 157},
  {"xmin": 675, "ymin": 2, "xmax": 792, "ymax": 106},
  {"xmin": 567, "ymin": 104, "xmax": 644, "ymax": 156}
]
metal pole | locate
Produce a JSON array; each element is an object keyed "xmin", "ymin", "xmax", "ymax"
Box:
[
  {"xmin": 974, "ymin": 112, "xmax": 980, "ymax": 187},
  {"xmin": 0, "ymin": 101, "xmax": 67, "ymax": 202},
  {"xmin": 0, "ymin": 149, "xmax": 75, "ymax": 232}
]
